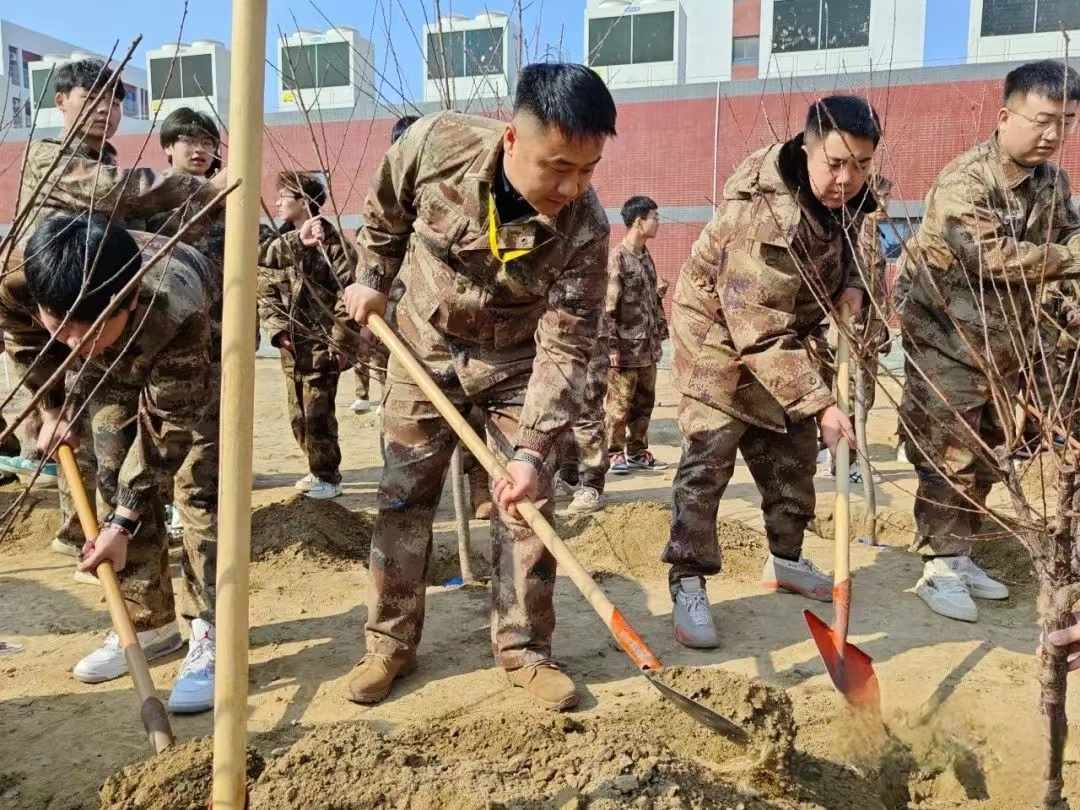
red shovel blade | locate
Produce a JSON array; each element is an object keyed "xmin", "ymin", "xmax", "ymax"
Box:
[{"xmin": 804, "ymin": 608, "xmax": 880, "ymax": 712}]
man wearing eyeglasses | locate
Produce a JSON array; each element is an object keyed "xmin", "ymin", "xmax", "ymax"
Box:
[{"xmin": 896, "ymin": 60, "xmax": 1080, "ymax": 624}]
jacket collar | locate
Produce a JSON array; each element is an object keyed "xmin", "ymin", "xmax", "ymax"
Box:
[
  {"xmin": 775, "ymin": 133, "xmax": 879, "ymax": 227},
  {"xmin": 988, "ymin": 133, "xmax": 1038, "ymax": 190}
]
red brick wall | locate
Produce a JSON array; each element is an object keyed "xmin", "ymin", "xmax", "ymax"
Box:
[{"xmin": 732, "ymin": 0, "xmax": 762, "ymax": 37}]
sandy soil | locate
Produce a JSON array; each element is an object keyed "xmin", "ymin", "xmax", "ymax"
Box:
[{"xmin": 0, "ymin": 362, "xmax": 1074, "ymax": 809}]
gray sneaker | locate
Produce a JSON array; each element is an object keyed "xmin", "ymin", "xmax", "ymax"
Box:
[
  {"xmin": 671, "ymin": 577, "xmax": 719, "ymax": 649},
  {"xmin": 567, "ymin": 486, "xmax": 604, "ymax": 515},
  {"xmin": 761, "ymin": 554, "xmax": 833, "ymax": 602}
]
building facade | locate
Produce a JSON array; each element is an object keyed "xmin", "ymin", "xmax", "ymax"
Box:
[
  {"xmin": 146, "ymin": 40, "xmax": 230, "ymax": 118},
  {"xmin": 422, "ymin": 12, "xmax": 521, "ymax": 106},
  {"xmin": 276, "ymin": 27, "xmax": 374, "ymax": 114}
]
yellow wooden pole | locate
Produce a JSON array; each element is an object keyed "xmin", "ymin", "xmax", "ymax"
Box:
[{"xmin": 212, "ymin": 1, "xmax": 266, "ymax": 807}]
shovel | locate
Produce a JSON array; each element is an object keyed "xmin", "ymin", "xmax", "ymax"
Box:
[
  {"xmin": 57, "ymin": 444, "xmax": 175, "ymax": 752},
  {"xmin": 803, "ymin": 307, "xmax": 881, "ymax": 711},
  {"xmin": 367, "ymin": 314, "xmax": 748, "ymax": 744}
]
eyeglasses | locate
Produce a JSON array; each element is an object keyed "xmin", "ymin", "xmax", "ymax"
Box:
[
  {"xmin": 176, "ymin": 135, "xmax": 217, "ymax": 152},
  {"xmin": 1007, "ymin": 107, "xmax": 1078, "ymax": 135}
]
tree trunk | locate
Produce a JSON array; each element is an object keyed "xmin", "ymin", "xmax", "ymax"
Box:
[{"xmin": 854, "ymin": 352, "xmax": 877, "ymax": 544}]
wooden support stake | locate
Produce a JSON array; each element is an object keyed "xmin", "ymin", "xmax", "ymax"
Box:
[{"xmin": 449, "ymin": 445, "xmax": 475, "ymax": 584}]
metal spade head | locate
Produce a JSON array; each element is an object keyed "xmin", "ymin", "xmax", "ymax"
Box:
[
  {"xmin": 804, "ymin": 608, "xmax": 880, "ymax": 712},
  {"xmin": 644, "ymin": 671, "xmax": 750, "ymax": 744}
]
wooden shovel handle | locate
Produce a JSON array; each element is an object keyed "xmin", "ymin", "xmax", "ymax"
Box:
[
  {"xmin": 56, "ymin": 445, "xmax": 174, "ymax": 753},
  {"xmin": 367, "ymin": 314, "xmax": 662, "ymax": 672},
  {"xmin": 834, "ymin": 307, "xmax": 852, "ymax": 585}
]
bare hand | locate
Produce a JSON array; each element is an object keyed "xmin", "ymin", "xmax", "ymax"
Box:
[
  {"xmin": 343, "ymin": 283, "xmax": 387, "ymax": 326},
  {"xmin": 1047, "ymin": 616, "xmax": 1080, "ymax": 672},
  {"xmin": 818, "ymin": 404, "xmax": 855, "ymax": 453},
  {"xmin": 299, "ymin": 216, "xmax": 326, "ymax": 247},
  {"xmin": 78, "ymin": 524, "xmax": 131, "ymax": 574},
  {"xmin": 210, "ymin": 170, "xmax": 229, "ymax": 191},
  {"xmin": 492, "ymin": 460, "xmax": 539, "ymax": 520},
  {"xmin": 37, "ymin": 410, "xmax": 77, "ymax": 456},
  {"xmin": 838, "ymin": 287, "xmax": 865, "ymax": 319}
]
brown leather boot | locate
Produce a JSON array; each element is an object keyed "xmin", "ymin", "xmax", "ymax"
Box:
[
  {"xmin": 345, "ymin": 654, "xmax": 416, "ymax": 704},
  {"xmin": 506, "ymin": 662, "xmax": 579, "ymax": 711},
  {"xmin": 469, "ymin": 469, "xmax": 493, "ymax": 520}
]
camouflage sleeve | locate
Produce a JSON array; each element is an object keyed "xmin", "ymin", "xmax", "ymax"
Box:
[
  {"xmin": 257, "ymin": 232, "xmax": 298, "ymax": 342},
  {"xmin": 604, "ymin": 249, "xmax": 622, "ymax": 357},
  {"xmin": 940, "ymin": 168, "xmax": 1080, "ymax": 283},
  {"xmin": 515, "ymin": 229, "xmax": 610, "ymax": 456},
  {"xmin": 355, "ymin": 115, "xmax": 439, "ymax": 294},
  {"xmin": 720, "ymin": 243, "xmax": 834, "ymax": 421},
  {"xmin": 0, "ymin": 268, "xmax": 67, "ymax": 410},
  {"xmin": 116, "ymin": 310, "xmax": 211, "ymax": 513},
  {"xmin": 325, "ymin": 235, "xmax": 363, "ymax": 359}
]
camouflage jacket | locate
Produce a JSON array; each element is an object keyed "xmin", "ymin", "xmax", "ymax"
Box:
[
  {"xmin": 12, "ymin": 138, "xmax": 219, "ymax": 249},
  {"xmin": 606, "ymin": 243, "xmax": 664, "ymax": 367},
  {"xmin": 355, "ymin": 111, "xmax": 610, "ymax": 456},
  {"xmin": 0, "ymin": 233, "xmax": 213, "ymax": 514},
  {"xmin": 258, "ymin": 223, "xmax": 360, "ymax": 373},
  {"xmin": 895, "ymin": 135, "xmax": 1080, "ymax": 373},
  {"xmin": 671, "ymin": 135, "xmax": 881, "ymax": 431}
]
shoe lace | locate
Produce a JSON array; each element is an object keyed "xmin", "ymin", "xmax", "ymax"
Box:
[
  {"xmin": 928, "ymin": 571, "xmax": 970, "ymax": 596},
  {"xmin": 577, "ymin": 487, "xmax": 599, "ymax": 504},
  {"xmin": 178, "ymin": 634, "xmax": 215, "ymax": 679},
  {"xmin": 103, "ymin": 631, "xmax": 121, "ymax": 651},
  {"xmin": 679, "ymin": 588, "xmax": 712, "ymax": 626},
  {"xmin": 636, "ymin": 451, "xmax": 655, "ymax": 465}
]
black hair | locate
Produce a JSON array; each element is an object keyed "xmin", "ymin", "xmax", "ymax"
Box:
[
  {"xmin": 54, "ymin": 58, "xmax": 127, "ymax": 103},
  {"xmin": 24, "ymin": 213, "xmax": 141, "ymax": 322},
  {"xmin": 277, "ymin": 171, "xmax": 327, "ymax": 216},
  {"xmin": 1004, "ymin": 60, "xmax": 1080, "ymax": 104},
  {"xmin": 621, "ymin": 195, "xmax": 658, "ymax": 228},
  {"xmin": 513, "ymin": 63, "xmax": 617, "ymax": 140},
  {"xmin": 804, "ymin": 95, "xmax": 881, "ymax": 146},
  {"xmin": 160, "ymin": 107, "xmax": 222, "ymax": 174},
  {"xmin": 391, "ymin": 115, "xmax": 419, "ymax": 144}
]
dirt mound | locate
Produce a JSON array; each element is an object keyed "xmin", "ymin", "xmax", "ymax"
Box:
[
  {"xmin": 809, "ymin": 505, "xmax": 915, "ymax": 548},
  {"xmin": 0, "ymin": 487, "xmax": 60, "ymax": 555},
  {"xmin": 560, "ymin": 502, "xmax": 766, "ymax": 583},
  {"xmin": 98, "ymin": 737, "xmax": 265, "ymax": 810},
  {"xmin": 245, "ymin": 667, "xmax": 845, "ymax": 809},
  {"xmin": 250, "ymin": 495, "xmax": 374, "ymax": 567}
]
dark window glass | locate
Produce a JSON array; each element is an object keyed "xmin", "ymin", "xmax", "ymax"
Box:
[
  {"xmin": 732, "ymin": 35, "xmax": 760, "ymax": 64},
  {"xmin": 632, "ymin": 12, "xmax": 675, "ymax": 63},
  {"xmin": 282, "ymin": 44, "xmax": 316, "ymax": 90},
  {"xmin": 122, "ymin": 83, "xmax": 139, "ymax": 116},
  {"xmin": 981, "ymin": 0, "xmax": 1037, "ymax": 36},
  {"xmin": 316, "ymin": 41, "xmax": 350, "ymax": 87},
  {"xmin": 465, "ymin": 27, "xmax": 504, "ymax": 75},
  {"xmin": 181, "ymin": 53, "xmax": 214, "ymax": 97},
  {"xmin": 1036, "ymin": 0, "xmax": 1080, "ymax": 33},
  {"xmin": 150, "ymin": 57, "xmax": 181, "ymax": 100},
  {"xmin": 588, "ymin": 15, "xmax": 632, "ymax": 66},
  {"xmin": 427, "ymin": 31, "xmax": 464, "ymax": 79},
  {"xmin": 31, "ymin": 66, "xmax": 59, "ymax": 109},
  {"xmin": 821, "ymin": 0, "xmax": 871, "ymax": 48},
  {"xmin": 773, "ymin": 0, "xmax": 821, "ymax": 52}
]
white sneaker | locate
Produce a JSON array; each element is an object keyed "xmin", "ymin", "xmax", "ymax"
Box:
[
  {"xmin": 761, "ymin": 554, "xmax": 833, "ymax": 602},
  {"xmin": 567, "ymin": 486, "xmax": 604, "ymax": 515},
  {"xmin": 671, "ymin": 576, "xmax": 719, "ymax": 649},
  {"xmin": 293, "ymin": 473, "xmax": 316, "ymax": 492},
  {"xmin": 816, "ymin": 448, "xmax": 830, "ymax": 466},
  {"xmin": 168, "ymin": 619, "xmax": 215, "ymax": 714},
  {"xmin": 946, "ymin": 555, "xmax": 1009, "ymax": 600},
  {"xmin": 73, "ymin": 568, "xmax": 100, "ymax": 586},
  {"xmin": 553, "ymin": 473, "xmax": 576, "ymax": 498},
  {"xmin": 350, "ymin": 399, "xmax": 371, "ymax": 414},
  {"xmin": 915, "ymin": 559, "xmax": 978, "ymax": 622},
  {"xmin": 50, "ymin": 537, "xmax": 81, "ymax": 558},
  {"xmin": 73, "ymin": 622, "xmax": 183, "ymax": 684},
  {"xmin": 305, "ymin": 479, "xmax": 342, "ymax": 500},
  {"xmin": 165, "ymin": 505, "xmax": 184, "ymax": 540}
]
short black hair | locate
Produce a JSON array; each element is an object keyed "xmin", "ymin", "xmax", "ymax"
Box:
[
  {"xmin": 621, "ymin": 195, "xmax": 658, "ymax": 228},
  {"xmin": 391, "ymin": 115, "xmax": 419, "ymax": 144},
  {"xmin": 161, "ymin": 107, "xmax": 222, "ymax": 173},
  {"xmin": 804, "ymin": 95, "xmax": 881, "ymax": 146},
  {"xmin": 54, "ymin": 58, "xmax": 127, "ymax": 103},
  {"xmin": 277, "ymin": 170, "xmax": 327, "ymax": 215},
  {"xmin": 1004, "ymin": 60, "xmax": 1080, "ymax": 104},
  {"xmin": 24, "ymin": 214, "xmax": 141, "ymax": 322},
  {"xmin": 513, "ymin": 63, "xmax": 617, "ymax": 140}
]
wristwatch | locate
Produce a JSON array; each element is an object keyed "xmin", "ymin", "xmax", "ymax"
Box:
[{"xmin": 103, "ymin": 511, "xmax": 142, "ymax": 537}]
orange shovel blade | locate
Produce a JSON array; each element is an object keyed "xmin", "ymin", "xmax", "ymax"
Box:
[{"xmin": 804, "ymin": 608, "xmax": 880, "ymax": 711}]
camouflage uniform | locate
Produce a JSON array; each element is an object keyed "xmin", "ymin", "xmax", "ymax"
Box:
[
  {"xmin": 663, "ymin": 136, "xmax": 880, "ymax": 581},
  {"xmin": 896, "ymin": 135, "xmax": 1080, "ymax": 555},
  {"xmin": 356, "ymin": 111, "xmax": 609, "ymax": 669},
  {"xmin": 604, "ymin": 244, "xmax": 664, "ymax": 456},
  {"xmin": 557, "ymin": 327, "xmax": 611, "ymax": 491},
  {"xmin": 0, "ymin": 233, "xmax": 215, "ymax": 629},
  {"xmin": 259, "ymin": 224, "xmax": 358, "ymax": 485}
]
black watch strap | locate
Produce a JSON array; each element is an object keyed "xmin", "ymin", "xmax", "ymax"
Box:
[{"xmin": 103, "ymin": 512, "xmax": 141, "ymax": 536}]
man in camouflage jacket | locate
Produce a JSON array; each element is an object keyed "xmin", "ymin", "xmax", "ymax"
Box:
[
  {"xmin": 663, "ymin": 95, "xmax": 884, "ymax": 649},
  {"xmin": 896, "ymin": 60, "xmax": 1080, "ymax": 623},
  {"xmin": 341, "ymin": 64, "xmax": 617, "ymax": 711}
]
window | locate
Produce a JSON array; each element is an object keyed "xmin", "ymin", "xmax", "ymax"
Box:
[
  {"xmin": 732, "ymin": 35, "xmax": 760, "ymax": 65},
  {"xmin": 982, "ymin": 0, "xmax": 1080, "ymax": 36},
  {"xmin": 427, "ymin": 28, "xmax": 504, "ymax": 79},
  {"xmin": 7, "ymin": 46, "xmax": 18, "ymax": 86},
  {"xmin": 11, "ymin": 96, "xmax": 22, "ymax": 127},
  {"xmin": 588, "ymin": 11, "xmax": 674, "ymax": 67},
  {"xmin": 772, "ymin": 0, "xmax": 871, "ymax": 53},
  {"xmin": 282, "ymin": 42, "xmax": 350, "ymax": 90},
  {"xmin": 150, "ymin": 53, "xmax": 214, "ymax": 101},
  {"xmin": 30, "ymin": 65, "xmax": 58, "ymax": 109},
  {"xmin": 21, "ymin": 50, "xmax": 40, "ymax": 89},
  {"xmin": 122, "ymin": 82, "xmax": 140, "ymax": 117}
]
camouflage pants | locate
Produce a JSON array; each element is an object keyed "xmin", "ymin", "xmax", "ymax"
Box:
[
  {"xmin": 605, "ymin": 364, "xmax": 657, "ymax": 455},
  {"xmin": 900, "ymin": 340, "xmax": 1003, "ymax": 557},
  {"xmin": 280, "ymin": 352, "xmax": 342, "ymax": 485},
  {"xmin": 663, "ymin": 395, "xmax": 817, "ymax": 584},
  {"xmin": 365, "ymin": 359, "xmax": 556, "ymax": 669},
  {"xmin": 353, "ymin": 357, "xmax": 386, "ymax": 401},
  {"xmin": 558, "ymin": 349, "xmax": 610, "ymax": 491}
]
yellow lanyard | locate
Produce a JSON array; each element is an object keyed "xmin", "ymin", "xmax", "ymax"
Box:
[{"xmin": 487, "ymin": 193, "xmax": 533, "ymax": 265}]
